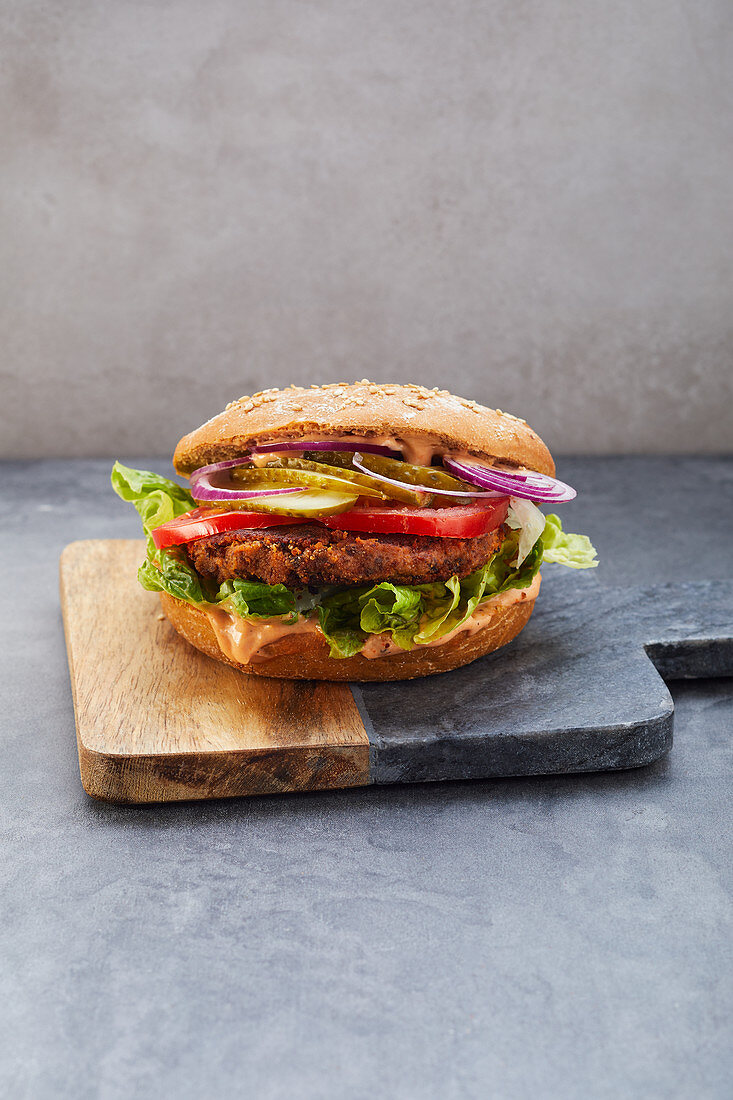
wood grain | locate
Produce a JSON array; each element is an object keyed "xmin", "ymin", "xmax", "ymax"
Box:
[{"xmin": 60, "ymin": 540, "xmax": 370, "ymax": 803}]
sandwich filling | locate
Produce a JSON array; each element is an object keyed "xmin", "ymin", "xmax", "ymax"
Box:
[{"xmin": 112, "ymin": 445, "xmax": 597, "ymax": 662}]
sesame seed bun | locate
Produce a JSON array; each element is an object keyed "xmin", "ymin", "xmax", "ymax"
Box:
[
  {"xmin": 158, "ymin": 587, "xmax": 538, "ymax": 681},
  {"xmin": 172, "ymin": 381, "xmax": 554, "ymax": 477}
]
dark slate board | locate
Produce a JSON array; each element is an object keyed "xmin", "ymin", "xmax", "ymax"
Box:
[{"xmin": 354, "ymin": 572, "xmax": 733, "ymax": 785}]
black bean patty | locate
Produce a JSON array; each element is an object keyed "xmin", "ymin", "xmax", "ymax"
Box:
[{"xmin": 187, "ymin": 523, "xmax": 502, "ymax": 588}]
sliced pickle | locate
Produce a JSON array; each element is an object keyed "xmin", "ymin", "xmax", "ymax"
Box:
[
  {"xmin": 303, "ymin": 450, "xmax": 354, "ymax": 469},
  {"xmin": 265, "ymin": 456, "xmax": 428, "ymax": 506},
  {"xmin": 196, "ymin": 488, "xmax": 360, "ymax": 517},
  {"xmin": 355, "ymin": 453, "xmax": 475, "ymax": 493},
  {"xmin": 231, "ymin": 463, "xmax": 386, "ymax": 500}
]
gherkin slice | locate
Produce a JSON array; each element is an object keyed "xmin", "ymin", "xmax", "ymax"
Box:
[
  {"xmin": 196, "ymin": 487, "xmax": 360, "ymax": 517},
  {"xmin": 355, "ymin": 453, "xmax": 475, "ymax": 493},
  {"xmin": 303, "ymin": 451, "xmax": 355, "ymax": 469},
  {"xmin": 266, "ymin": 456, "xmax": 428, "ymax": 506},
  {"xmin": 230, "ymin": 463, "xmax": 386, "ymax": 500}
]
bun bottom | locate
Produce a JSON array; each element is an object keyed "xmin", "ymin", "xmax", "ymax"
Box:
[{"xmin": 159, "ymin": 591, "xmax": 537, "ymax": 681}]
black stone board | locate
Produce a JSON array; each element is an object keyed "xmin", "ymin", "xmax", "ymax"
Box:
[{"xmin": 355, "ymin": 571, "xmax": 733, "ymax": 784}]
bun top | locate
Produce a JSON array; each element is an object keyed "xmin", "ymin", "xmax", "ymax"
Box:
[{"xmin": 173, "ymin": 381, "xmax": 554, "ymax": 476}]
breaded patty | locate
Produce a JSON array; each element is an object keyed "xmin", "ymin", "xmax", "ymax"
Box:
[{"xmin": 187, "ymin": 523, "xmax": 503, "ymax": 588}]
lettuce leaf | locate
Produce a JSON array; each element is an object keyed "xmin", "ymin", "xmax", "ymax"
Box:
[
  {"xmin": 316, "ymin": 589, "xmax": 375, "ymax": 658},
  {"xmin": 111, "ymin": 462, "xmax": 213, "ymax": 604},
  {"xmin": 111, "ymin": 461, "xmax": 194, "ymax": 551},
  {"xmin": 217, "ymin": 579, "xmax": 298, "ymax": 621},
  {"xmin": 541, "ymin": 513, "xmax": 598, "ymax": 569},
  {"xmin": 137, "ymin": 551, "xmax": 208, "ymax": 604}
]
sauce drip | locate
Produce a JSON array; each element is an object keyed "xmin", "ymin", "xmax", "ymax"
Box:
[{"xmin": 205, "ymin": 607, "xmax": 319, "ymax": 665}]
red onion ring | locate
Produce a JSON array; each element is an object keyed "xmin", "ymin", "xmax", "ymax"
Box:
[
  {"xmin": 190, "ymin": 442, "xmax": 402, "ymax": 485},
  {"xmin": 190, "ymin": 470, "xmax": 301, "ymax": 503},
  {"xmin": 352, "ymin": 454, "xmax": 504, "ymax": 500},
  {"xmin": 443, "ymin": 458, "xmax": 576, "ymax": 502},
  {"xmin": 190, "ymin": 457, "xmax": 256, "ymax": 480},
  {"xmin": 250, "ymin": 440, "xmax": 402, "ymax": 457}
]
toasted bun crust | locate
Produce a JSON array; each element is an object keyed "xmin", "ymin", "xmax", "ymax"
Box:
[
  {"xmin": 173, "ymin": 382, "xmax": 554, "ymax": 477},
  {"xmin": 159, "ymin": 590, "xmax": 537, "ymax": 681}
]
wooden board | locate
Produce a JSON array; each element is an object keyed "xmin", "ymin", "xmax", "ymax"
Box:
[
  {"xmin": 60, "ymin": 539, "xmax": 733, "ymax": 804},
  {"xmin": 60, "ymin": 540, "xmax": 370, "ymax": 802}
]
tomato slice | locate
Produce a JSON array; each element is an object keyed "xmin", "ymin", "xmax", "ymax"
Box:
[
  {"xmin": 152, "ymin": 498, "xmax": 510, "ymax": 547},
  {"xmin": 151, "ymin": 508, "xmax": 296, "ymax": 549},
  {"xmin": 322, "ymin": 498, "xmax": 509, "ymax": 538}
]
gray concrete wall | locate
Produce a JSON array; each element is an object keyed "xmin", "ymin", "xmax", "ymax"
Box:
[{"xmin": 2, "ymin": 0, "xmax": 732, "ymax": 458}]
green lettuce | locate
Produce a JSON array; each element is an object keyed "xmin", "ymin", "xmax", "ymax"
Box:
[
  {"xmin": 541, "ymin": 513, "xmax": 598, "ymax": 569},
  {"xmin": 111, "ymin": 461, "xmax": 195, "ymax": 551},
  {"xmin": 111, "ymin": 461, "xmax": 218, "ymax": 605},
  {"xmin": 315, "ymin": 588, "xmax": 380, "ymax": 659},
  {"xmin": 137, "ymin": 551, "xmax": 209, "ymax": 604},
  {"xmin": 216, "ymin": 579, "xmax": 298, "ymax": 621},
  {"xmin": 112, "ymin": 463, "xmax": 598, "ymax": 658}
]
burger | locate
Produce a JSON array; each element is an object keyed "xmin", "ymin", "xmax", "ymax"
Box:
[{"xmin": 112, "ymin": 381, "xmax": 597, "ymax": 680}]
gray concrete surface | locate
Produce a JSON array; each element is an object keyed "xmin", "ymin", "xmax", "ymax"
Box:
[
  {"xmin": 1, "ymin": 456, "xmax": 732, "ymax": 1098},
  {"xmin": 2, "ymin": 2, "xmax": 733, "ymax": 458}
]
